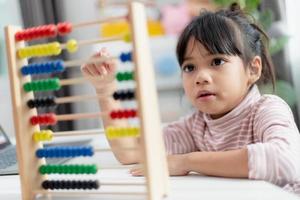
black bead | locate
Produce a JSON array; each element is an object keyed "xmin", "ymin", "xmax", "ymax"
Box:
[
  {"xmin": 27, "ymin": 99, "xmax": 35, "ymax": 108},
  {"xmin": 48, "ymin": 180, "xmax": 54, "ymax": 190},
  {"xmin": 65, "ymin": 180, "xmax": 71, "ymax": 189},
  {"xmin": 42, "ymin": 180, "xmax": 49, "ymax": 189},
  {"xmin": 120, "ymin": 91, "xmax": 126, "ymax": 100},
  {"xmin": 113, "ymin": 91, "xmax": 120, "ymax": 100},
  {"xmin": 93, "ymin": 180, "xmax": 100, "ymax": 189}
]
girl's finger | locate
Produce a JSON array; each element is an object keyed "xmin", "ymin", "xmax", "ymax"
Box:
[
  {"xmin": 87, "ymin": 64, "xmax": 101, "ymax": 76},
  {"xmin": 81, "ymin": 66, "xmax": 92, "ymax": 76},
  {"xmin": 96, "ymin": 65, "xmax": 107, "ymax": 76}
]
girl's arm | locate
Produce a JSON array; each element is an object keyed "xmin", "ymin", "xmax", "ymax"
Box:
[
  {"xmin": 81, "ymin": 49, "xmax": 139, "ymax": 164},
  {"xmin": 177, "ymin": 148, "xmax": 248, "ymax": 177},
  {"xmin": 247, "ymin": 97, "xmax": 300, "ymax": 184}
]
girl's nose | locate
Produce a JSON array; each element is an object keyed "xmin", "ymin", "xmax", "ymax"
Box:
[{"xmin": 195, "ymin": 71, "xmax": 212, "ymax": 85}]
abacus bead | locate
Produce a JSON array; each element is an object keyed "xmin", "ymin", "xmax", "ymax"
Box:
[
  {"xmin": 110, "ymin": 111, "xmax": 117, "ymax": 119},
  {"xmin": 55, "ymin": 60, "xmax": 64, "ymax": 72},
  {"xmin": 128, "ymin": 90, "xmax": 135, "ymax": 99},
  {"xmin": 42, "ymin": 180, "xmax": 49, "ymax": 189},
  {"xmin": 65, "ymin": 180, "xmax": 71, "ymax": 189},
  {"xmin": 27, "ymin": 99, "xmax": 35, "ymax": 108},
  {"xmin": 57, "ymin": 22, "xmax": 72, "ymax": 35},
  {"xmin": 66, "ymin": 39, "xmax": 78, "ymax": 53},
  {"xmin": 30, "ymin": 116, "xmax": 38, "ymax": 125},
  {"xmin": 21, "ymin": 66, "xmax": 28, "ymax": 75},
  {"xmin": 36, "ymin": 149, "xmax": 43, "ymax": 158},
  {"xmin": 39, "ymin": 165, "xmax": 46, "ymax": 174},
  {"xmin": 113, "ymin": 91, "xmax": 120, "ymax": 100},
  {"xmin": 123, "ymin": 33, "xmax": 131, "ymax": 42},
  {"xmin": 92, "ymin": 180, "xmax": 100, "ymax": 189},
  {"xmin": 90, "ymin": 165, "xmax": 98, "ymax": 174},
  {"xmin": 23, "ymin": 83, "xmax": 31, "ymax": 92},
  {"xmin": 116, "ymin": 73, "xmax": 123, "ymax": 81}
]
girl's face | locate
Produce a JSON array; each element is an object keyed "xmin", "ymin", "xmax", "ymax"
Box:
[{"xmin": 182, "ymin": 38, "xmax": 253, "ymax": 119}]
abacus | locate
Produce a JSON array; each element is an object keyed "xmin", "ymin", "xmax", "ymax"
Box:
[{"xmin": 5, "ymin": 1, "xmax": 168, "ymax": 200}]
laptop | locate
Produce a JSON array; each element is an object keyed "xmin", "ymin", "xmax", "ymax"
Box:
[{"xmin": 0, "ymin": 125, "xmax": 92, "ymax": 175}]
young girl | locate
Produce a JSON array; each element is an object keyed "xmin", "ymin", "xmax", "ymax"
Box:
[{"xmin": 81, "ymin": 3, "xmax": 300, "ymax": 195}]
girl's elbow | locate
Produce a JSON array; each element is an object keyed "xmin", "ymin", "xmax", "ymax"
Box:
[{"xmin": 277, "ymin": 156, "xmax": 300, "ymax": 183}]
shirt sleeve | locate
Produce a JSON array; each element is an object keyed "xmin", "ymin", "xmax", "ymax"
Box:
[
  {"xmin": 163, "ymin": 112, "xmax": 198, "ymax": 155},
  {"xmin": 247, "ymin": 96, "xmax": 300, "ymax": 186}
]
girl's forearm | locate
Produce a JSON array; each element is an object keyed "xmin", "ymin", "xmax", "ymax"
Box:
[{"xmin": 184, "ymin": 148, "xmax": 249, "ymax": 178}]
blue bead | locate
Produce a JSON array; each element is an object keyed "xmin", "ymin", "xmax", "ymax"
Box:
[
  {"xmin": 126, "ymin": 52, "xmax": 132, "ymax": 62},
  {"xmin": 36, "ymin": 149, "xmax": 43, "ymax": 158},
  {"xmin": 86, "ymin": 146, "xmax": 93, "ymax": 156},
  {"xmin": 55, "ymin": 60, "xmax": 64, "ymax": 72},
  {"xmin": 21, "ymin": 66, "xmax": 28, "ymax": 75},
  {"xmin": 120, "ymin": 53, "xmax": 126, "ymax": 62},
  {"xmin": 120, "ymin": 52, "xmax": 132, "ymax": 62},
  {"xmin": 40, "ymin": 63, "xmax": 46, "ymax": 73},
  {"xmin": 27, "ymin": 66, "xmax": 32, "ymax": 74},
  {"xmin": 45, "ymin": 62, "xmax": 52, "ymax": 72}
]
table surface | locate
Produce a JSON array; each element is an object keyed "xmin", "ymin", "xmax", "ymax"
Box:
[
  {"xmin": 2, "ymin": 135, "xmax": 299, "ymax": 200},
  {"xmin": 0, "ymin": 168, "xmax": 299, "ymax": 200}
]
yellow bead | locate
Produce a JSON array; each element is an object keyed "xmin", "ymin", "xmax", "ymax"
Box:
[
  {"xmin": 33, "ymin": 132, "xmax": 39, "ymax": 142},
  {"xmin": 123, "ymin": 33, "xmax": 131, "ymax": 43},
  {"xmin": 46, "ymin": 130, "xmax": 53, "ymax": 141},
  {"xmin": 17, "ymin": 49, "xmax": 25, "ymax": 59},
  {"xmin": 105, "ymin": 127, "xmax": 114, "ymax": 139},
  {"xmin": 49, "ymin": 42, "xmax": 61, "ymax": 56},
  {"xmin": 66, "ymin": 39, "xmax": 78, "ymax": 53}
]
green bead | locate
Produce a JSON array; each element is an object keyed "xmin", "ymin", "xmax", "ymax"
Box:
[
  {"xmin": 39, "ymin": 166, "xmax": 46, "ymax": 174},
  {"xmin": 23, "ymin": 83, "xmax": 31, "ymax": 92},
  {"xmin": 90, "ymin": 165, "xmax": 97, "ymax": 174},
  {"xmin": 52, "ymin": 78, "xmax": 60, "ymax": 90},
  {"xmin": 124, "ymin": 72, "xmax": 130, "ymax": 80},
  {"xmin": 116, "ymin": 73, "xmax": 123, "ymax": 81},
  {"xmin": 130, "ymin": 72, "xmax": 134, "ymax": 80}
]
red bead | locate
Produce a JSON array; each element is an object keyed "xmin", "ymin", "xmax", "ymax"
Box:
[
  {"xmin": 30, "ymin": 116, "xmax": 38, "ymax": 125},
  {"xmin": 117, "ymin": 110, "xmax": 124, "ymax": 119},
  {"xmin": 110, "ymin": 111, "xmax": 117, "ymax": 119},
  {"xmin": 48, "ymin": 113, "xmax": 57, "ymax": 125},
  {"xmin": 57, "ymin": 22, "xmax": 72, "ymax": 36},
  {"xmin": 15, "ymin": 32, "xmax": 23, "ymax": 41},
  {"xmin": 124, "ymin": 109, "xmax": 130, "ymax": 118},
  {"xmin": 130, "ymin": 109, "xmax": 137, "ymax": 117},
  {"xmin": 47, "ymin": 25, "xmax": 57, "ymax": 37}
]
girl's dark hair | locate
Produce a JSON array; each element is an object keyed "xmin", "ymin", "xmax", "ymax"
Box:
[{"xmin": 176, "ymin": 3, "xmax": 276, "ymax": 89}]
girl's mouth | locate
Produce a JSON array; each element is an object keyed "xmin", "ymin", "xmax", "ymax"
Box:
[{"xmin": 196, "ymin": 91, "xmax": 216, "ymax": 101}]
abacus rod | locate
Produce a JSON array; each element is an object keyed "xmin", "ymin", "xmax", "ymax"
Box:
[
  {"xmin": 56, "ymin": 111, "xmax": 108, "ymax": 121},
  {"xmin": 54, "ymin": 128, "xmax": 105, "ymax": 136},
  {"xmin": 60, "ymin": 77, "xmax": 86, "ymax": 86},
  {"xmin": 72, "ymin": 16, "xmax": 127, "ymax": 29},
  {"xmin": 35, "ymin": 190, "xmax": 147, "ymax": 196},
  {"xmin": 60, "ymin": 76, "xmax": 115, "ymax": 86},
  {"xmin": 60, "ymin": 35, "xmax": 125, "ymax": 49},
  {"xmin": 94, "ymin": 147, "xmax": 137, "ymax": 152},
  {"xmin": 55, "ymin": 93, "xmax": 111, "ymax": 104},
  {"xmin": 64, "ymin": 56, "xmax": 118, "ymax": 68}
]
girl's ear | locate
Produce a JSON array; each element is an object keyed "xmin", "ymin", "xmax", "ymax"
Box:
[{"xmin": 248, "ymin": 56, "xmax": 262, "ymax": 84}]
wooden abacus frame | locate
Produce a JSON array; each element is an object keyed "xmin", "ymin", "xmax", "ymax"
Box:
[{"xmin": 5, "ymin": 1, "xmax": 168, "ymax": 200}]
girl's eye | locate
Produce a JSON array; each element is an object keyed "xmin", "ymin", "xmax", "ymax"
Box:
[
  {"xmin": 211, "ymin": 58, "xmax": 225, "ymax": 66},
  {"xmin": 182, "ymin": 64, "xmax": 195, "ymax": 72}
]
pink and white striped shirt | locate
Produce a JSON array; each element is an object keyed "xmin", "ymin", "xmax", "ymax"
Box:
[{"xmin": 163, "ymin": 85, "xmax": 300, "ymax": 195}]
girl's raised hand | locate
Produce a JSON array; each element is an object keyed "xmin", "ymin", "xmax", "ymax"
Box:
[{"xmin": 81, "ymin": 48, "xmax": 117, "ymax": 91}]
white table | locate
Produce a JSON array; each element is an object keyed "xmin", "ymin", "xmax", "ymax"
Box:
[{"xmin": 0, "ymin": 169, "xmax": 299, "ymax": 200}]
